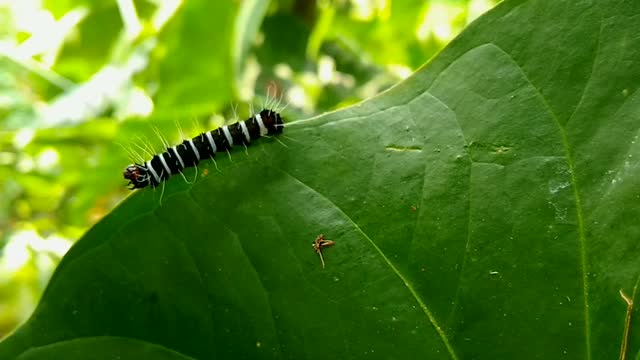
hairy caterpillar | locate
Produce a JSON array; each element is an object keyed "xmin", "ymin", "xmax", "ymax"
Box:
[{"xmin": 123, "ymin": 109, "xmax": 284, "ymax": 190}]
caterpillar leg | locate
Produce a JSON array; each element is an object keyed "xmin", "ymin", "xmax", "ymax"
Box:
[
  {"xmin": 262, "ymin": 134, "xmax": 290, "ymax": 148},
  {"xmin": 158, "ymin": 181, "xmax": 166, "ymax": 206},
  {"xmin": 177, "ymin": 170, "xmax": 192, "ymax": 185},
  {"xmin": 192, "ymin": 165, "xmax": 198, "ymax": 183},
  {"xmin": 211, "ymin": 158, "xmax": 221, "ymax": 173},
  {"xmin": 273, "ymin": 136, "xmax": 289, "ymax": 148}
]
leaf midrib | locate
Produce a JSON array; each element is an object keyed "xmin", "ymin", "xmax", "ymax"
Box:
[
  {"xmin": 279, "ymin": 169, "xmax": 460, "ymax": 360},
  {"xmin": 410, "ymin": 38, "xmax": 593, "ymax": 358},
  {"xmin": 479, "ymin": 43, "xmax": 592, "ymax": 360}
]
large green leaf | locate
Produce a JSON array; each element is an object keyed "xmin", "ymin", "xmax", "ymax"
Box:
[
  {"xmin": 2, "ymin": 0, "xmax": 640, "ymax": 358},
  {"xmin": 150, "ymin": 0, "xmax": 236, "ymax": 112}
]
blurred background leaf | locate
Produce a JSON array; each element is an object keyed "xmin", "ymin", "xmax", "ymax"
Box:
[{"xmin": 0, "ymin": 0, "xmax": 497, "ymax": 338}]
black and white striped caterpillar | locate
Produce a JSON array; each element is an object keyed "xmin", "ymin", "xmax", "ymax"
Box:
[{"xmin": 123, "ymin": 109, "xmax": 284, "ymax": 189}]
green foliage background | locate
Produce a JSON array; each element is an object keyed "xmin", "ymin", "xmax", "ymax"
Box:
[{"xmin": 0, "ymin": 0, "xmax": 496, "ymax": 339}]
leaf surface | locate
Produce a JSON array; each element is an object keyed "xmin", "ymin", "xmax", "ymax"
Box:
[{"xmin": 2, "ymin": 0, "xmax": 640, "ymax": 359}]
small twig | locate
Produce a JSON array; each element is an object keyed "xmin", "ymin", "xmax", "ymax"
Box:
[
  {"xmin": 312, "ymin": 234, "xmax": 335, "ymax": 269},
  {"xmin": 619, "ymin": 289, "xmax": 634, "ymax": 360}
]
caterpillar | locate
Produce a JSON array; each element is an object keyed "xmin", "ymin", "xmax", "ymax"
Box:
[{"xmin": 123, "ymin": 109, "xmax": 284, "ymax": 190}]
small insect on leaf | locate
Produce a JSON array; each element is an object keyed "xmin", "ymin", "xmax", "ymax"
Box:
[{"xmin": 312, "ymin": 234, "xmax": 335, "ymax": 269}]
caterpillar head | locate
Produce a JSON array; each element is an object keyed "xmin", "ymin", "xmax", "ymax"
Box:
[{"xmin": 123, "ymin": 164, "xmax": 151, "ymax": 189}]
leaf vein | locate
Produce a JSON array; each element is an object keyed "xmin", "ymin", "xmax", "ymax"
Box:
[
  {"xmin": 278, "ymin": 168, "xmax": 460, "ymax": 360},
  {"xmin": 419, "ymin": 92, "xmax": 475, "ymax": 331},
  {"xmin": 184, "ymin": 192, "xmax": 284, "ymax": 357},
  {"xmin": 487, "ymin": 42, "xmax": 592, "ymax": 360}
]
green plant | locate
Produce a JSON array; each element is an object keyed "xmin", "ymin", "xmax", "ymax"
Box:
[
  {"xmin": 0, "ymin": 0, "xmax": 493, "ymax": 336},
  {"xmin": 2, "ymin": 0, "xmax": 639, "ymax": 359}
]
